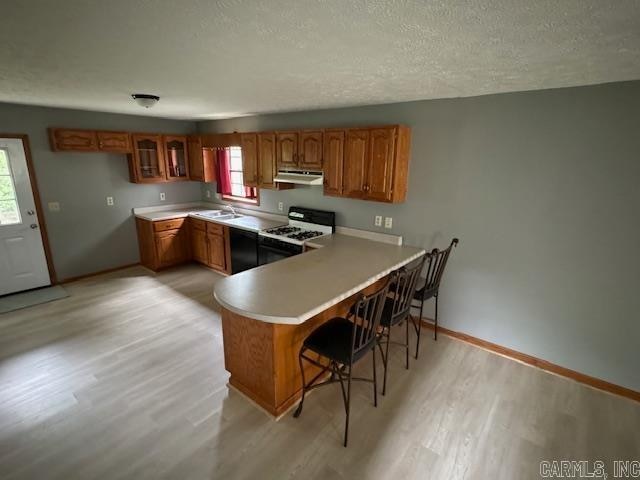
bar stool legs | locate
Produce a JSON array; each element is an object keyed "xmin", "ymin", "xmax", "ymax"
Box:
[
  {"xmin": 379, "ymin": 319, "xmax": 411, "ymax": 396},
  {"xmin": 434, "ymin": 294, "xmax": 438, "ymax": 341}
]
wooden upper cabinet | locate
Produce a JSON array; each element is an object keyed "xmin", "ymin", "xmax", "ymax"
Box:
[
  {"xmin": 323, "ymin": 130, "xmax": 344, "ymax": 196},
  {"xmin": 49, "ymin": 128, "xmax": 131, "ymax": 152},
  {"xmin": 276, "ymin": 132, "xmax": 298, "ymax": 170},
  {"xmin": 188, "ymin": 135, "xmax": 216, "ymax": 183},
  {"xmin": 201, "ymin": 132, "xmax": 241, "ymax": 148},
  {"xmin": 49, "ymin": 128, "xmax": 98, "ymax": 152},
  {"xmin": 187, "ymin": 135, "xmax": 204, "ymax": 181},
  {"xmin": 342, "ymin": 129, "xmax": 369, "ymax": 199},
  {"xmin": 164, "ymin": 135, "xmax": 189, "ymax": 181},
  {"xmin": 366, "ymin": 128, "xmax": 396, "ymax": 202},
  {"xmin": 298, "ymin": 131, "xmax": 323, "ymax": 170},
  {"xmin": 258, "ymin": 132, "xmax": 277, "ymax": 188},
  {"xmin": 96, "ymin": 131, "xmax": 131, "ymax": 153},
  {"xmin": 240, "ymin": 133, "xmax": 258, "ymax": 187},
  {"xmin": 129, "ymin": 134, "xmax": 166, "ymax": 183}
]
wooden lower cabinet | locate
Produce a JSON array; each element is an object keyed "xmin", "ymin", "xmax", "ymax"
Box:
[
  {"xmin": 188, "ymin": 218, "xmax": 229, "ymax": 273},
  {"xmin": 137, "ymin": 217, "xmax": 230, "ymax": 273},
  {"xmin": 207, "ymin": 232, "xmax": 226, "ymax": 271},
  {"xmin": 190, "ymin": 226, "xmax": 208, "ymax": 264},
  {"xmin": 155, "ymin": 229, "xmax": 190, "ymax": 268},
  {"xmin": 136, "ymin": 218, "xmax": 190, "ymax": 271}
]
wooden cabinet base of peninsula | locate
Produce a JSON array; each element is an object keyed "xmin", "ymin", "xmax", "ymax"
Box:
[{"xmin": 219, "ymin": 277, "xmax": 388, "ymax": 418}]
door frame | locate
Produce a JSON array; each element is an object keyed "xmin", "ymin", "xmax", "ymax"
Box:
[{"xmin": 1, "ymin": 133, "xmax": 57, "ymax": 284}]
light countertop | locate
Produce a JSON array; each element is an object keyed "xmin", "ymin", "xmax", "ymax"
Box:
[
  {"xmin": 213, "ymin": 234, "xmax": 425, "ymax": 325},
  {"xmin": 134, "ymin": 206, "xmax": 286, "ymax": 232}
]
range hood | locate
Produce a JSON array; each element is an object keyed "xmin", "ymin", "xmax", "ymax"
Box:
[{"xmin": 274, "ymin": 170, "xmax": 323, "ymax": 186}]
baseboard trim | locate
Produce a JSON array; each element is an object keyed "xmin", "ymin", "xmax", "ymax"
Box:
[
  {"xmin": 420, "ymin": 318, "xmax": 640, "ymax": 403},
  {"xmin": 60, "ymin": 263, "xmax": 141, "ymax": 284}
]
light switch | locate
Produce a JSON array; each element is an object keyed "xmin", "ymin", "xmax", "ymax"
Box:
[
  {"xmin": 48, "ymin": 202, "xmax": 60, "ymax": 212},
  {"xmin": 374, "ymin": 215, "xmax": 382, "ymax": 227},
  {"xmin": 160, "ymin": 192, "xmax": 166, "ymax": 201},
  {"xmin": 206, "ymin": 190, "xmax": 211, "ymax": 198},
  {"xmin": 384, "ymin": 217, "xmax": 393, "ymax": 229},
  {"xmin": 106, "ymin": 196, "xmax": 114, "ymax": 206}
]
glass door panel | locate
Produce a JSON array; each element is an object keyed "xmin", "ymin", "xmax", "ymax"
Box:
[{"xmin": 164, "ymin": 137, "xmax": 188, "ymax": 180}]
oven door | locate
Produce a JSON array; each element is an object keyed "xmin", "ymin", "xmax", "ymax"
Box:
[{"xmin": 258, "ymin": 238, "xmax": 302, "ymax": 265}]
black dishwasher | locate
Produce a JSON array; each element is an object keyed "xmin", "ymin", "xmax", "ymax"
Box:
[{"xmin": 229, "ymin": 227, "xmax": 259, "ymax": 274}]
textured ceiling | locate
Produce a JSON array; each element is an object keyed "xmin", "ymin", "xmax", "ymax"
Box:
[{"xmin": 1, "ymin": 0, "xmax": 639, "ymax": 119}]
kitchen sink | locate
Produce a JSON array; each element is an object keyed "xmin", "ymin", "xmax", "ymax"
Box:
[{"xmin": 215, "ymin": 214, "xmax": 244, "ymax": 220}]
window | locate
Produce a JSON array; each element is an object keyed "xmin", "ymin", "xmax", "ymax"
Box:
[
  {"xmin": 0, "ymin": 149, "xmax": 21, "ymax": 225},
  {"xmin": 221, "ymin": 146, "xmax": 258, "ymax": 204}
]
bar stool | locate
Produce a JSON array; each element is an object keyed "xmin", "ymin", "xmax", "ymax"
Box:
[
  {"xmin": 293, "ymin": 279, "xmax": 391, "ymax": 447},
  {"xmin": 411, "ymin": 238, "xmax": 459, "ymax": 357},
  {"xmin": 378, "ymin": 255, "xmax": 426, "ymax": 395}
]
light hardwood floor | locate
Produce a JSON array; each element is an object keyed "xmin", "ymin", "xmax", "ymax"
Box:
[{"xmin": 0, "ymin": 264, "xmax": 638, "ymax": 480}]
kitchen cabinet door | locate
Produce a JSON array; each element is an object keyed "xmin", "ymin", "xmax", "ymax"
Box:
[
  {"xmin": 164, "ymin": 135, "xmax": 189, "ymax": 181},
  {"xmin": 187, "ymin": 135, "xmax": 204, "ymax": 181},
  {"xmin": 188, "ymin": 136, "xmax": 216, "ymax": 183},
  {"xmin": 155, "ymin": 229, "xmax": 189, "ymax": 268},
  {"xmin": 323, "ymin": 130, "xmax": 344, "ymax": 196},
  {"xmin": 366, "ymin": 127, "xmax": 396, "ymax": 202},
  {"xmin": 49, "ymin": 128, "xmax": 98, "ymax": 152},
  {"xmin": 258, "ymin": 132, "xmax": 277, "ymax": 188},
  {"xmin": 130, "ymin": 134, "xmax": 166, "ymax": 183},
  {"xmin": 342, "ymin": 129, "xmax": 369, "ymax": 199},
  {"xmin": 298, "ymin": 131, "xmax": 323, "ymax": 170},
  {"xmin": 207, "ymin": 233, "xmax": 226, "ymax": 271},
  {"xmin": 190, "ymin": 227, "xmax": 208, "ymax": 265},
  {"xmin": 276, "ymin": 132, "xmax": 298, "ymax": 170},
  {"xmin": 97, "ymin": 131, "xmax": 131, "ymax": 153},
  {"xmin": 240, "ymin": 133, "xmax": 258, "ymax": 187}
]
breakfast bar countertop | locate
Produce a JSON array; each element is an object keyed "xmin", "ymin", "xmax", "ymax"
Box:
[{"xmin": 213, "ymin": 234, "xmax": 425, "ymax": 325}]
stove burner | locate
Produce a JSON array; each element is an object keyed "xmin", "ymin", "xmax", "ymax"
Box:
[
  {"xmin": 288, "ymin": 231, "xmax": 323, "ymax": 241},
  {"xmin": 265, "ymin": 226, "xmax": 301, "ymax": 236}
]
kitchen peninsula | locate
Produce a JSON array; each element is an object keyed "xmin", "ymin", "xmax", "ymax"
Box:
[{"xmin": 214, "ymin": 234, "xmax": 425, "ymax": 417}]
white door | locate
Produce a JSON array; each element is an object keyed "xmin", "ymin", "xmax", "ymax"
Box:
[{"xmin": 0, "ymin": 138, "xmax": 50, "ymax": 295}]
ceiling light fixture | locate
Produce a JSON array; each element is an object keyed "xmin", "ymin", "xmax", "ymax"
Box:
[{"xmin": 131, "ymin": 93, "xmax": 160, "ymax": 108}]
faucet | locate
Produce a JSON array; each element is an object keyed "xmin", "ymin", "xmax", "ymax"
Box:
[{"xmin": 225, "ymin": 204, "xmax": 237, "ymax": 216}]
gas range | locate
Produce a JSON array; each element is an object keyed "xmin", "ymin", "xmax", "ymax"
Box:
[
  {"xmin": 257, "ymin": 207, "xmax": 335, "ymax": 265},
  {"xmin": 260, "ymin": 225, "xmax": 328, "ymax": 245},
  {"xmin": 259, "ymin": 207, "xmax": 335, "ymax": 246}
]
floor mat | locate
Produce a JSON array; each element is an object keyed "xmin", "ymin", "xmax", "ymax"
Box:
[{"xmin": 0, "ymin": 286, "xmax": 69, "ymax": 314}]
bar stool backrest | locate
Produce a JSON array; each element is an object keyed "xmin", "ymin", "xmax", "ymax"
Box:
[
  {"xmin": 348, "ymin": 279, "xmax": 391, "ymax": 361},
  {"xmin": 391, "ymin": 255, "xmax": 427, "ymax": 323},
  {"xmin": 423, "ymin": 238, "xmax": 459, "ymax": 298}
]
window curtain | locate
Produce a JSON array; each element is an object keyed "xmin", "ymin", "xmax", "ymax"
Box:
[{"xmin": 215, "ymin": 148, "xmax": 232, "ymax": 195}]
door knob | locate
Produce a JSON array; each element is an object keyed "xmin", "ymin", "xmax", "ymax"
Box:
[
  {"xmin": 30, "ymin": 224, "xmax": 39, "ymax": 229},
  {"xmin": 27, "ymin": 210, "xmax": 35, "ymax": 215}
]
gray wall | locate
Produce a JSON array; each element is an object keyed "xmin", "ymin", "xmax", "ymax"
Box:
[
  {"xmin": 0, "ymin": 102, "xmax": 199, "ymax": 280},
  {"xmin": 199, "ymin": 81, "xmax": 640, "ymax": 391}
]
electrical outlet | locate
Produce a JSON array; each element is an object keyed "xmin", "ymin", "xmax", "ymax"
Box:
[
  {"xmin": 160, "ymin": 192, "xmax": 166, "ymax": 201},
  {"xmin": 106, "ymin": 196, "xmax": 114, "ymax": 206},
  {"xmin": 384, "ymin": 217, "xmax": 393, "ymax": 229},
  {"xmin": 278, "ymin": 202, "xmax": 284, "ymax": 212},
  {"xmin": 206, "ymin": 190, "xmax": 211, "ymax": 198},
  {"xmin": 48, "ymin": 202, "xmax": 60, "ymax": 212},
  {"xmin": 374, "ymin": 215, "xmax": 382, "ymax": 227}
]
